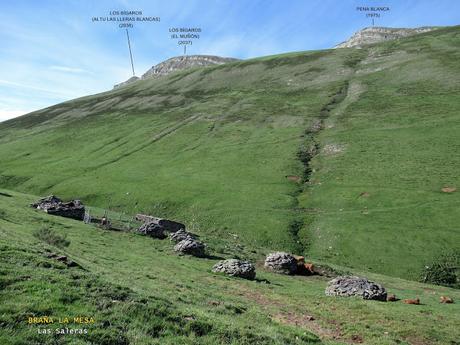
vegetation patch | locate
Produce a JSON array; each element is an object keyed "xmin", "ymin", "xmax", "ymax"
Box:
[{"xmin": 33, "ymin": 227, "xmax": 70, "ymax": 248}]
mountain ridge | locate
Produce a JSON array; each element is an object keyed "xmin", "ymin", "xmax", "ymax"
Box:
[
  {"xmin": 335, "ymin": 26, "xmax": 438, "ymax": 48},
  {"xmin": 114, "ymin": 54, "xmax": 240, "ymax": 88}
]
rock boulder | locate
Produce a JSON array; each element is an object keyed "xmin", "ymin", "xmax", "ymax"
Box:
[
  {"xmin": 137, "ymin": 223, "xmax": 167, "ymax": 239},
  {"xmin": 212, "ymin": 259, "xmax": 256, "ymax": 280},
  {"xmin": 174, "ymin": 239, "xmax": 205, "ymax": 257},
  {"xmin": 325, "ymin": 276, "xmax": 387, "ymax": 301},
  {"xmin": 169, "ymin": 229, "xmax": 195, "ymax": 243},
  {"xmin": 264, "ymin": 252, "xmax": 297, "ymax": 274}
]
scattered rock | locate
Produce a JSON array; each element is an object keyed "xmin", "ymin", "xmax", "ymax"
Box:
[
  {"xmin": 137, "ymin": 222, "xmax": 167, "ymax": 239},
  {"xmin": 212, "ymin": 259, "xmax": 256, "ymax": 280},
  {"xmin": 169, "ymin": 229, "xmax": 195, "ymax": 242},
  {"xmin": 174, "ymin": 239, "xmax": 206, "ymax": 257},
  {"xmin": 31, "ymin": 195, "xmax": 85, "ymax": 220},
  {"xmin": 350, "ymin": 334, "xmax": 364, "ymax": 343},
  {"xmin": 66, "ymin": 260, "xmax": 80, "ymax": 268},
  {"xmin": 325, "ymin": 276, "xmax": 387, "ymax": 301},
  {"xmin": 264, "ymin": 252, "xmax": 298, "ymax": 275},
  {"xmin": 56, "ymin": 255, "xmax": 68, "ymax": 262},
  {"xmin": 441, "ymin": 187, "xmax": 456, "ymax": 193},
  {"xmin": 322, "ymin": 143, "xmax": 344, "ymax": 155},
  {"xmin": 45, "ymin": 252, "xmax": 80, "ymax": 268}
]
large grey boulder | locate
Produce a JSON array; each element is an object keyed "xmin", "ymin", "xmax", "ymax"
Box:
[
  {"xmin": 264, "ymin": 252, "xmax": 297, "ymax": 274},
  {"xmin": 325, "ymin": 276, "xmax": 387, "ymax": 301},
  {"xmin": 137, "ymin": 223, "xmax": 167, "ymax": 239},
  {"xmin": 174, "ymin": 239, "xmax": 205, "ymax": 257},
  {"xmin": 169, "ymin": 229, "xmax": 195, "ymax": 243},
  {"xmin": 135, "ymin": 214, "xmax": 185, "ymax": 233},
  {"xmin": 212, "ymin": 259, "xmax": 256, "ymax": 280}
]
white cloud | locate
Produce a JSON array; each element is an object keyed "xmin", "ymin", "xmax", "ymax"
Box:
[
  {"xmin": 49, "ymin": 65, "xmax": 89, "ymax": 74},
  {"xmin": 0, "ymin": 79, "xmax": 76, "ymax": 98}
]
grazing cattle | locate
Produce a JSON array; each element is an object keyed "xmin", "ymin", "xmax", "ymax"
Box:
[
  {"xmin": 101, "ymin": 217, "xmax": 108, "ymax": 226},
  {"xmin": 304, "ymin": 263, "xmax": 315, "ymax": 275},
  {"xmin": 440, "ymin": 296, "xmax": 454, "ymax": 304},
  {"xmin": 294, "ymin": 255, "xmax": 305, "ymax": 264},
  {"xmin": 403, "ymin": 298, "xmax": 420, "ymax": 305},
  {"xmin": 387, "ymin": 294, "xmax": 398, "ymax": 302}
]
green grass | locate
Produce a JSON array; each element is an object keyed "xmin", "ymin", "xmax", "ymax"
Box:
[
  {"xmin": 0, "ymin": 26, "xmax": 459, "ymax": 284},
  {"xmin": 1, "ymin": 189, "xmax": 460, "ymax": 345}
]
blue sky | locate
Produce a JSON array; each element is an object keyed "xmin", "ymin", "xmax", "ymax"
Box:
[{"xmin": 1, "ymin": 0, "xmax": 459, "ymax": 121}]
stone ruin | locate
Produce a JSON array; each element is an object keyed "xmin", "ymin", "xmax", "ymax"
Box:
[
  {"xmin": 31, "ymin": 195, "xmax": 85, "ymax": 220},
  {"xmin": 325, "ymin": 276, "xmax": 387, "ymax": 301},
  {"xmin": 212, "ymin": 259, "xmax": 256, "ymax": 280},
  {"xmin": 264, "ymin": 252, "xmax": 298, "ymax": 275}
]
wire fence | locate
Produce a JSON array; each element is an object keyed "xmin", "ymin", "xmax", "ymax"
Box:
[{"xmin": 83, "ymin": 206, "xmax": 142, "ymax": 232}]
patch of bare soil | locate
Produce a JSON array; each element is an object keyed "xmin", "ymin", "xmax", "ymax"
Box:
[
  {"xmin": 286, "ymin": 175, "xmax": 302, "ymax": 183},
  {"xmin": 235, "ymin": 287, "xmax": 355, "ymax": 343},
  {"xmin": 441, "ymin": 187, "xmax": 456, "ymax": 193}
]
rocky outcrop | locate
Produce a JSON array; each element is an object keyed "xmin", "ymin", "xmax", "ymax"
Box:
[
  {"xmin": 169, "ymin": 229, "xmax": 195, "ymax": 243},
  {"xmin": 114, "ymin": 55, "xmax": 239, "ymax": 88},
  {"xmin": 113, "ymin": 76, "xmax": 140, "ymax": 89},
  {"xmin": 264, "ymin": 252, "xmax": 298, "ymax": 275},
  {"xmin": 31, "ymin": 195, "xmax": 85, "ymax": 220},
  {"xmin": 325, "ymin": 276, "xmax": 387, "ymax": 301},
  {"xmin": 174, "ymin": 238, "xmax": 206, "ymax": 257},
  {"xmin": 137, "ymin": 222, "xmax": 167, "ymax": 239},
  {"xmin": 212, "ymin": 259, "xmax": 256, "ymax": 280},
  {"xmin": 142, "ymin": 55, "xmax": 239, "ymax": 79},
  {"xmin": 135, "ymin": 214, "xmax": 185, "ymax": 233},
  {"xmin": 335, "ymin": 26, "xmax": 437, "ymax": 48}
]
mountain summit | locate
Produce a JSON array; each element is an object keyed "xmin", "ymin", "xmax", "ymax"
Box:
[
  {"xmin": 335, "ymin": 26, "xmax": 437, "ymax": 48},
  {"xmin": 114, "ymin": 55, "xmax": 239, "ymax": 88}
]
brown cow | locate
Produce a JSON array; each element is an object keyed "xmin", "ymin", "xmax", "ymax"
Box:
[
  {"xmin": 387, "ymin": 294, "xmax": 398, "ymax": 302},
  {"xmin": 440, "ymin": 296, "xmax": 454, "ymax": 304},
  {"xmin": 403, "ymin": 298, "xmax": 420, "ymax": 305},
  {"xmin": 304, "ymin": 263, "xmax": 315, "ymax": 275}
]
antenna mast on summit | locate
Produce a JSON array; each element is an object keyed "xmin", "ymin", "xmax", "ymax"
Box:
[{"xmin": 126, "ymin": 29, "xmax": 136, "ymax": 76}]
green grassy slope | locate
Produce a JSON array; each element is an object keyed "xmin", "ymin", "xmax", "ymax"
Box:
[
  {"xmin": 1, "ymin": 189, "xmax": 460, "ymax": 345},
  {"xmin": 0, "ymin": 48, "xmax": 351, "ymax": 253},
  {"xmin": 298, "ymin": 26, "xmax": 460, "ymax": 279},
  {"xmin": 1, "ymin": 26, "xmax": 460, "ymax": 281}
]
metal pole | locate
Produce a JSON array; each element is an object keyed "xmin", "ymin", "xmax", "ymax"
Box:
[{"xmin": 126, "ymin": 29, "xmax": 135, "ymax": 76}]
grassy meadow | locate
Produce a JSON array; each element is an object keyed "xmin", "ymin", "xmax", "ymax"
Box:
[{"xmin": 0, "ymin": 25, "xmax": 460, "ymax": 344}]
